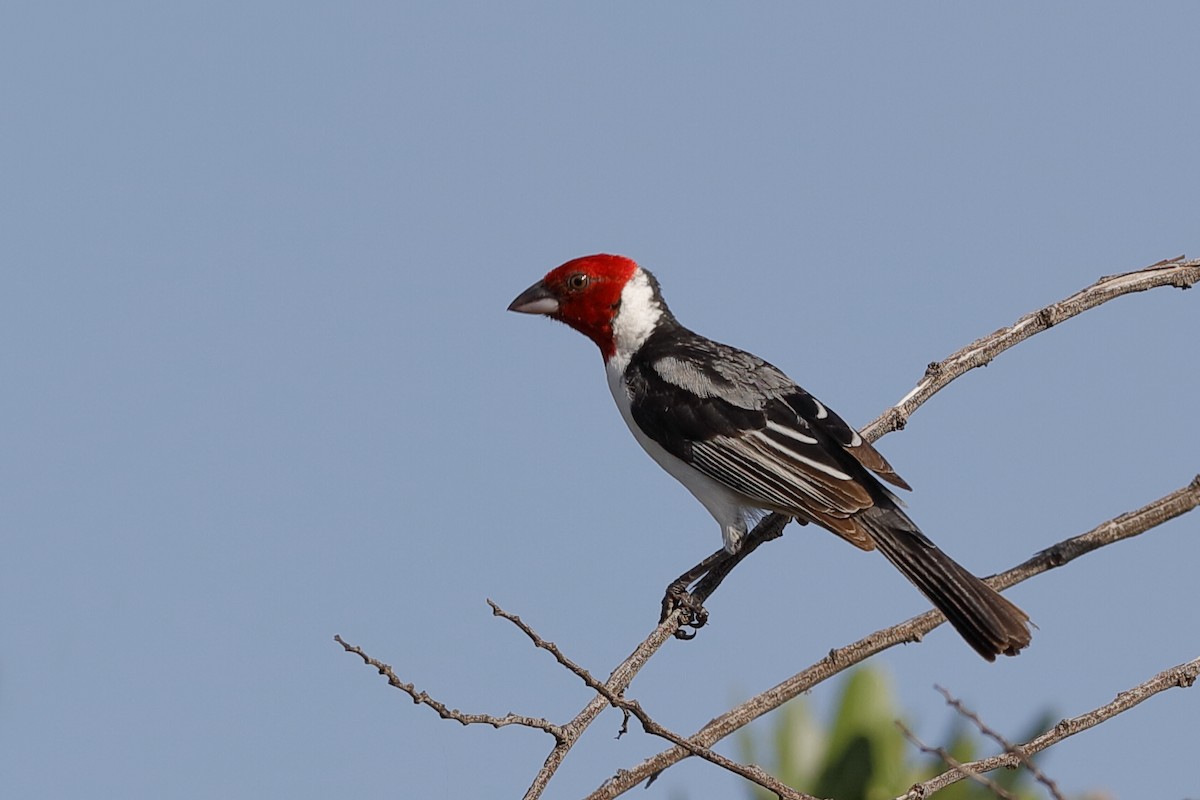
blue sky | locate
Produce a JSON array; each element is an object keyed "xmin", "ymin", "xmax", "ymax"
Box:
[{"xmin": 3, "ymin": 4, "xmax": 1197, "ymax": 798}]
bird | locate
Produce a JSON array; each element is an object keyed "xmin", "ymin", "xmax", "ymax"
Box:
[{"xmin": 508, "ymin": 254, "xmax": 1032, "ymax": 660}]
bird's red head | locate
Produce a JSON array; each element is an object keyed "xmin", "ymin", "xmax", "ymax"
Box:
[{"xmin": 508, "ymin": 254, "xmax": 639, "ymax": 358}]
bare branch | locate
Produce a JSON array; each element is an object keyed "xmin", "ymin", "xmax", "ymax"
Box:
[
  {"xmin": 896, "ymin": 721, "xmax": 1017, "ymax": 800},
  {"xmin": 588, "ymin": 476, "xmax": 1200, "ymax": 798},
  {"xmin": 932, "ymin": 686, "xmax": 1064, "ymax": 800},
  {"xmin": 1002, "ymin": 475, "xmax": 1200, "ymax": 587},
  {"xmin": 899, "ymin": 657, "xmax": 1200, "ymax": 798},
  {"xmin": 333, "ymin": 634, "xmax": 565, "ymax": 742},
  {"xmin": 486, "ymin": 601, "xmax": 818, "ymax": 800},
  {"xmin": 862, "ymin": 255, "xmax": 1199, "ymax": 440},
  {"xmin": 522, "ymin": 612, "xmax": 687, "ymax": 800}
]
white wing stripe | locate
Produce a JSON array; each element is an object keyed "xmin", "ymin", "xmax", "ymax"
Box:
[
  {"xmin": 737, "ymin": 437, "xmax": 843, "ymax": 509},
  {"xmin": 697, "ymin": 437, "xmax": 844, "ymax": 512},
  {"xmin": 751, "ymin": 430, "xmax": 853, "ymax": 481},
  {"xmin": 765, "ymin": 420, "xmax": 818, "ymax": 445}
]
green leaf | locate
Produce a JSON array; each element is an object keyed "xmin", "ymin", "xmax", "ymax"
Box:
[{"xmin": 733, "ymin": 666, "xmax": 1072, "ymax": 800}]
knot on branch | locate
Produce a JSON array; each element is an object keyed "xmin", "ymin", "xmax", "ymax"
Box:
[
  {"xmin": 885, "ymin": 407, "xmax": 909, "ymax": 432},
  {"xmin": 1038, "ymin": 543, "xmax": 1068, "ymax": 567},
  {"xmin": 1038, "ymin": 305, "xmax": 1063, "ymax": 327}
]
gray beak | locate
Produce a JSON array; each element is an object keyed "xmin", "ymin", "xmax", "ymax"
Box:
[{"xmin": 507, "ymin": 281, "xmax": 560, "ymax": 315}]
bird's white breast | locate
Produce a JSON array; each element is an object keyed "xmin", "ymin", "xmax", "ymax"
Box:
[{"xmin": 604, "ymin": 357, "xmax": 758, "ymax": 553}]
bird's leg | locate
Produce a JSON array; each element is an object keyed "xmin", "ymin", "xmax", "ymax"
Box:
[
  {"xmin": 661, "ymin": 547, "xmax": 729, "ymax": 637},
  {"xmin": 693, "ymin": 513, "xmax": 790, "ymax": 599},
  {"xmin": 661, "ymin": 513, "xmax": 792, "ymax": 640}
]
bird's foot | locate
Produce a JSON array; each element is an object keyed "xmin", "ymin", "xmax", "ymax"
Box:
[{"xmin": 660, "ymin": 581, "xmax": 709, "ymax": 639}]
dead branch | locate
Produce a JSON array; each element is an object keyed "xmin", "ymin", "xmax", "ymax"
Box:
[
  {"xmin": 521, "ymin": 610, "xmax": 688, "ymax": 799},
  {"xmin": 333, "ymin": 634, "xmax": 565, "ymax": 742},
  {"xmin": 487, "ymin": 600, "xmax": 818, "ymax": 800},
  {"xmin": 585, "ymin": 476, "xmax": 1200, "ymax": 798},
  {"xmin": 862, "ymin": 255, "xmax": 1199, "ymax": 440},
  {"xmin": 931, "ymin": 686, "xmax": 1064, "ymax": 800},
  {"xmin": 896, "ymin": 721, "xmax": 1017, "ymax": 800},
  {"xmin": 898, "ymin": 657, "xmax": 1200, "ymax": 799}
]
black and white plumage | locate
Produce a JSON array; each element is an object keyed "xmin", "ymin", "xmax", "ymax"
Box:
[{"xmin": 509, "ymin": 254, "xmax": 1032, "ymax": 660}]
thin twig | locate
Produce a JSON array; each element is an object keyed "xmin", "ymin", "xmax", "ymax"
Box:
[
  {"xmin": 333, "ymin": 634, "xmax": 565, "ymax": 742},
  {"xmin": 898, "ymin": 657, "xmax": 1200, "ymax": 798},
  {"xmin": 932, "ymin": 686, "xmax": 1063, "ymax": 800},
  {"xmin": 487, "ymin": 601, "xmax": 818, "ymax": 800},
  {"xmin": 896, "ymin": 721, "xmax": 1017, "ymax": 800},
  {"xmin": 862, "ymin": 255, "xmax": 1199, "ymax": 440},
  {"xmin": 522, "ymin": 611, "xmax": 688, "ymax": 800},
  {"xmin": 586, "ymin": 476, "xmax": 1200, "ymax": 798}
]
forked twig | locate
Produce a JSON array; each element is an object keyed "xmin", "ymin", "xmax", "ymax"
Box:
[
  {"xmin": 898, "ymin": 657, "xmax": 1200, "ymax": 799},
  {"xmin": 931, "ymin": 686, "xmax": 1064, "ymax": 800},
  {"xmin": 897, "ymin": 721, "xmax": 1017, "ymax": 800},
  {"xmin": 487, "ymin": 600, "xmax": 818, "ymax": 800},
  {"xmin": 333, "ymin": 634, "xmax": 565, "ymax": 741}
]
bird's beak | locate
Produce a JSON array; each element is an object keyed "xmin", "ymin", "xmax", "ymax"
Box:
[{"xmin": 507, "ymin": 280, "xmax": 560, "ymax": 315}]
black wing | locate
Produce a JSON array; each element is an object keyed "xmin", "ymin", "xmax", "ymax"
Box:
[{"xmin": 625, "ymin": 326, "xmax": 908, "ymax": 543}]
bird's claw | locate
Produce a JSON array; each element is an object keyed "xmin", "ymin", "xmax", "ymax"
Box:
[{"xmin": 661, "ymin": 585, "xmax": 709, "ymax": 639}]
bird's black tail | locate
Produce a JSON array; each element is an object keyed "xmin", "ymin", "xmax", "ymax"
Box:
[{"xmin": 858, "ymin": 506, "xmax": 1032, "ymax": 661}]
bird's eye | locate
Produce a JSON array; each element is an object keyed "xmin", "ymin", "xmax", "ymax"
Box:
[{"xmin": 565, "ymin": 272, "xmax": 590, "ymax": 292}]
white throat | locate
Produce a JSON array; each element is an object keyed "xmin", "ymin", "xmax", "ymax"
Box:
[{"xmin": 609, "ymin": 268, "xmax": 662, "ymax": 370}]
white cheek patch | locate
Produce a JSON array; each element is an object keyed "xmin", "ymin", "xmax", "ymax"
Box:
[{"xmin": 611, "ymin": 269, "xmax": 662, "ymax": 356}]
